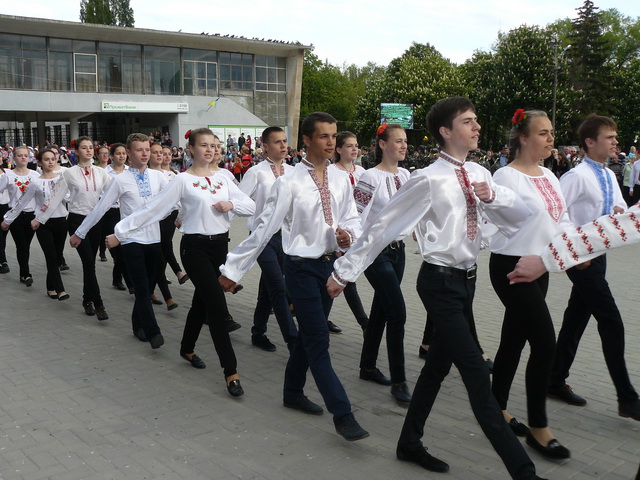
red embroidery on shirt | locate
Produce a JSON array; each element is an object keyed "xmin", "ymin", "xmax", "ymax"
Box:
[
  {"xmin": 562, "ymin": 232, "xmax": 580, "ymax": 261},
  {"xmin": 531, "ymin": 176, "xmax": 564, "ymax": 222},
  {"xmin": 303, "ymin": 159, "xmax": 333, "ymax": 226},
  {"xmin": 547, "ymin": 242, "xmax": 565, "ymax": 270},
  {"xmin": 454, "ymin": 167, "xmax": 478, "ymax": 241},
  {"xmin": 577, "ymin": 226, "xmax": 594, "ymax": 254}
]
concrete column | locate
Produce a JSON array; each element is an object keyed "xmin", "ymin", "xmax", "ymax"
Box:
[
  {"xmin": 22, "ymin": 122, "xmax": 31, "ymax": 146},
  {"xmin": 37, "ymin": 115, "xmax": 46, "ymax": 147},
  {"xmin": 70, "ymin": 117, "xmax": 79, "ymax": 142}
]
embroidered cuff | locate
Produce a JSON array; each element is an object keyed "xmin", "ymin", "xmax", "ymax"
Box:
[
  {"xmin": 331, "ymin": 270, "xmax": 348, "ymax": 288},
  {"xmin": 483, "ymin": 189, "xmax": 496, "ymax": 204}
]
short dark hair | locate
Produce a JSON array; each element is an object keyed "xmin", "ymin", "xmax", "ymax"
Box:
[
  {"xmin": 75, "ymin": 136, "xmax": 93, "ymax": 150},
  {"xmin": 261, "ymin": 126, "xmax": 285, "ymax": 144},
  {"xmin": 109, "ymin": 143, "xmax": 126, "ymax": 156},
  {"xmin": 426, "ymin": 97, "xmax": 476, "ymax": 146},
  {"xmin": 577, "ymin": 114, "xmax": 617, "ymax": 153},
  {"xmin": 37, "ymin": 147, "xmax": 55, "ymax": 161},
  {"xmin": 301, "ymin": 112, "xmax": 337, "ymax": 139}
]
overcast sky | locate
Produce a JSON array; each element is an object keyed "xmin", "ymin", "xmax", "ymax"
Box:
[{"xmin": 2, "ymin": 0, "xmax": 638, "ymax": 65}]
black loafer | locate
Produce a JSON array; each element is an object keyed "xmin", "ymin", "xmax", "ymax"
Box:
[
  {"xmin": 58, "ymin": 293, "xmax": 70, "ymax": 301},
  {"xmin": 83, "ymin": 301, "xmax": 96, "ymax": 316},
  {"xmin": 547, "ymin": 384, "xmax": 587, "ymax": 406},
  {"xmin": 391, "ymin": 382, "xmax": 412, "ymax": 403},
  {"xmin": 0, "ymin": 262, "xmax": 10, "ymax": 274},
  {"xmin": 100, "ymin": 255, "xmax": 108, "ymax": 262},
  {"xmin": 112, "ymin": 282, "xmax": 126, "ymax": 291},
  {"xmin": 226, "ymin": 317, "xmax": 242, "ymax": 332},
  {"xmin": 418, "ymin": 345, "xmax": 429, "ymax": 360},
  {"xmin": 150, "ymin": 295, "xmax": 163, "ymax": 305},
  {"xmin": 396, "ymin": 444, "xmax": 450, "ymax": 472},
  {"xmin": 283, "ymin": 396, "xmax": 324, "ymax": 415},
  {"xmin": 20, "ymin": 276, "xmax": 33, "ymax": 287},
  {"xmin": 59, "ymin": 263, "xmax": 69, "ymax": 271},
  {"xmin": 180, "ymin": 351, "xmax": 206, "ymax": 369},
  {"xmin": 508, "ymin": 418, "xmax": 529, "ymax": 437},
  {"xmin": 178, "ymin": 274, "xmax": 190, "ymax": 285},
  {"xmin": 133, "ymin": 329, "xmax": 147, "ymax": 342},
  {"xmin": 95, "ymin": 306, "xmax": 109, "ymax": 321},
  {"xmin": 526, "ymin": 432, "xmax": 570, "ymax": 459},
  {"xmin": 149, "ymin": 334, "xmax": 165, "ymax": 349},
  {"xmin": 334, "ymin": 414, "xmax": 369, "ymax": 441},
  {"xmin": 47, "ymin": 291, "xmax": 58, "ymax": 299},
  {"xmin": 252, "ymin": 335, "xmax": 277, "ymax": 352},
  {"xmin": 619, "ymin": 399, "xmax": 640, "ymax": 421},
  {"xmin": 327, "ymin": 321, "xmax": 342, "ymax": 333},
  {"xmin": 226, "ymin": 379, "xmax": 244, "ymax": 397},
  {"xmin": 359, "ymin": 368, "xmax": 392, "ymax": 386}
]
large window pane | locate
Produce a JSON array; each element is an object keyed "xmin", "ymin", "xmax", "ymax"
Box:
[
  {"xmin": 145, "ymin": 59, "xmax": 179, "ymax": 94},
  {"xmin": 183, "ymin": 48, "xmax": 216, "ymax": 62},
  {"xmin": 0, "ymin": 34, "xmax": 20, "ymax": 49},
  {"xmin": 21, "ymin": 36, "xmax": 46, "ymax": 50},
  {"xmin": 49, "ymin": 52, "xmax": 72, "ymax": 91},
  {"xmin": 99, "ymin": 55, "xmax": 122, "ymax": 92},
  {"xmin": 50, "ymin": 38, "xmax": 72, "ymax": 52},
  {"xmin": 75, "ymin": 54, "xmax": 97, "ymax": 74},
  {"xmin": 0, "ymin": 48, "xmax": 20, "ymax": 89},
  {"xmin": 76, "ymin": 74, "xmax": 97, "ymax": 92},
  {"xmin": 22, "ymin": 50, "xmax": 47, "ymax": 90},
  {"xmin": 121, "ymin": 57, "xmax": 142, "ymax": 93},
  {"xmin": 73, "ymin": 40, "xmax": 95, "ymax": 53}
]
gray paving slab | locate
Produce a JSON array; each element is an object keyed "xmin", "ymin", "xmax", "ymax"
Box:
[{"xmin": 0, "ymin": 216, "xmax": 638, "ymax": 479}]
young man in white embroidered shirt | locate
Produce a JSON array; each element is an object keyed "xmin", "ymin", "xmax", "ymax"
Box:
[
  {"xmin": 522, "ymin": 115, "xmax": 639, "ymax": 421},
  {"xmin": 70, "ymin": 133, "xmax": 169, "ymax": 349},
  {"xmin": 219, "ymin": 112, "xmax": 369, "ymax": 442},
  {"xmin": 237, "ymin": 126, "xmax": 298, "ymax": 353},
  {"xmin": 327, "ymin": 97, "xmax": 543, "ymax": 479}
]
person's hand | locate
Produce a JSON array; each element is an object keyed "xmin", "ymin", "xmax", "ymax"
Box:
[
  {"xmin": 69, "ymin": 234, "xmax": 82, "ymax": 248},
  {"xmin": 613, "ymin": 206, "xmax": 625, "ymax": 214},
  {"xmin": 575, "ymin": 260, "xmax": 591, "ymax": 270},
  {"xmin": 30, "ymin": 219, "xmax": 41, "ymax": 231},
  {"xmin": 472, "ymin": 181, "xmax": 493, "ymax": 202},
  {"xmin": 326, "ymin": 276, "xmax": 345, "ymax": 299},
  {"xmin": 335, "ymin": 228, "xmax": 351, "ymax": 249},
  {"xmin": 212, "ymin": 201, "xmax": 233, "ymax": 213},
  {"xmin": 1, "ymin": 221, "xmax": 9, "ymax": 231},
  {"xmin": 219, "ymin": 275, "xmax": 237, "ymax": 293},
  {"xmin": 174, "ymin": 219, "xmax": 182, "ymax": 228},
  {"xmin": 507, "ymin": 255, "xmax": 547, "ymax": 284},
  {"xmin": 105, "ymin": 234, "xmax": 120, "ymax": 249}
]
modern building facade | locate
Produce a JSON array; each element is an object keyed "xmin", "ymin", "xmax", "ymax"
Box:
[{"xmin": 0, "ymin": 14, "xmax": 308, "ymax": 148}]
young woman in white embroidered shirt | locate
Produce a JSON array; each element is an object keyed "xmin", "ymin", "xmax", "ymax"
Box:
[
  {"xmin": 488, "ymin": 110, "xmax": 571, "ymax": 460},
  {"xmin": 0, "ymin": 146, "xmax": 39, "ymax": 286},
  {"xmin": 327, "ymin": 132, "xmax": 368, "ymax": 334},
  {"xmin": 34, "ymin": 136, "xmax": 111, "ymax": 320},
  {"xmin": 353, "ymin": 124, "xmax": 412, "ymax": 402},
  {"xmin": 3, "ymin": 148, "xmax": 68, "ymax": 299},
  {"xmin": 108, "ymin": 128, "xmax": 255, "ymax": 397}
]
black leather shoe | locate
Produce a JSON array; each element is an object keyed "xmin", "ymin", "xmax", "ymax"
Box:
[
  {"xmin": 112, "ymin": 282, "xmax": 126, "ymax": 291},
  {"xmin": 619, "ymin": 399, "xmax": 640, "ymax": 421},
  {"xmin": 178, "ymin": 273, "xmax": 190, "ymax": 285},
  {"xmin": 59, "ymin": 263, "xmax": 69, "ymax": 271},
  {"xmin": 58, "ymin": 293, "xmax": 70, "ymax": 301},
  {"xmin": 252, "ymin": 335, "xmax": 277, "ymax": 352},
  {"xmin": 83, "ymin": 301, "xmax": 96, "ymax": 316},
  {"xmin": 133, "ymin": 329, "xmax": 147, "ymax": 342},
  {"xmin": 359, "ymin": 368, "xmax": 392, "ymax": 386},
  {"xmin": 100, "ymin": 254, "xmax": 108, "ymax": 262},
  {"xmin": 95, "ymin": 306, "xmax": 109, "ymax": 321},
  {"xmin": 327, "ymin": 321, "xmax": 342, "ymax": 333},
  {"xmin": 47, "ymin": 291, "xmax": 58, "ymax": 299},
  {"xmin": 20, "ymin": 276, "xmax": 33, "ymax": 287},
  {"xmin": 226, "ymin": 317, "xmax": 242, "ymax": 332},
  {"xmin": 418, "ymin": 345, "xmax": 429, "ymax": 360},
  {"xmin": 334, "ymin": 414, "xmax": 369, "ymax": 441},
  {"xmin": 396, "ymin": 444, "xmax": 450, "ymax": 472},
  {"xmin": 0, "ymin": 262, "xmax": 10, "ymax": 274},
  {"xmin": 150, "ymin": 295, "xmax": 163, "ymax": 305},
  {"xmin": 180, "ymin": 351, "xmax": 206, "ymax": 369},
  {"xmin": 547, "ymin": 384, "xmax": 587, "ymax": 406},
  {"xmin": 149, "ymin": 334, "xmax": 165, "ymax": 349},
  {"xmin": 226, "ymin": 378, "xmax": 244, "ymax": 397},
  {"xmin": 284, "ymin": 396, "xmax": 324, "ymax": 415},
  {"xmin": 526, "ymin": 432, "xmax": 570, "ymax": 459},
  {"xmin": 508, "ymin": 418, "xmax": 530, "ymax": 437},
  {"xmin": 391, "ymin": 382, "xmax": 412, "ymax": 403}
]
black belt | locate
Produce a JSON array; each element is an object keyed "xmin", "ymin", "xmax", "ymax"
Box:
[
  {"xmin": 289, "ymin": 253, "xmax": 336, "ymax": 263},
  {"xmin": 388, "ymin": 240, "xmax": 404, "ymax": 250},
  {"xmin": 184, "ymin": 233, "xmax": 229, "ymax": 242},
  {"xmin": 424, "ymin": 262, "xmax": 477, "ymax": 279}
]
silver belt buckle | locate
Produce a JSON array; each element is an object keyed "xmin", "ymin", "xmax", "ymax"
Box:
[{"xmin": 466, "ymin": 266, "xmax": 477, "ymax": 279}]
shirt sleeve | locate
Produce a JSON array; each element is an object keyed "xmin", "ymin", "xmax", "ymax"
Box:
[
  {"xmin": 74, "ymin": 178, "xmax": 122, "ymax": 239},
  {"xmin": 35, "ymin": 175, "xmax": 70, "ymax": 224},
  {"xmin": 227, "ymin": 179, "xmax": 256, "ymax": 217},
  {"xmin": 219, "ymin": 177, "xmax": 292, "ymax": 283},
  {"xmin": 478, "ymin": 177, "xmax": 531, "ymax": 239},
  {"xmin": 3, "ymin": 180, "xmax": 37, "ymax": 225}
]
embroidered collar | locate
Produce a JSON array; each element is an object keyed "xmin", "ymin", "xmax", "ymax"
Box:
[
  {"xmin": 128, "ymin": 167, "xmax": 148, "ymax": 180},
  {"xmin": 266, "ymin": 157, "xmax": 285, "ymax": 178},
  {"xmin": 439, "ymin": 151, "xmax": 466, "ymax": 167},
  {"xmin": 301, "ymin": 158, "xmax": 330, "ymax": 170},
  {"xmin": 129, "ymin": 167, "xmax": 152, "ymax": 199},
  {"xmin": 583, "ymin": 156, "xmax": 605, "ymax": 169},
  {"xmin": 583, "ymin": 156, "xmax": 613, "ymax": 215}
]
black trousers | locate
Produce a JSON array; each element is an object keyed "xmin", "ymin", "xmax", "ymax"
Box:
[
  {"xmin": 9, "ymin": 211, "xmax": 35, "ymax": 278},
  {"xmin": 121, "ymin": 242, "xmax": 162, "ymax": 338},
  {"xmin": 0, "ymin": 203, "xmax": 9, "ymax": 264},
  {"xmin": 36, "ymin": 217, "xmax": 68, "ymax": 293},
  {"xmin": 100, "ymin": 207, "xmax": 132, "ymax": 288},
  {"xmin": 398, "ymin": 263, "xmax": 535, "ymax": 480},
  {"xmin": 159, "ymin": 210, "xmax": 182, "ymax": 275},
  {"xmin": 489, "ymin": 253, "xmax": 556, "ymax": 428},
  {"xmin": 551, "ymin": 254, "xmax": 638, "ymax": 402},
  {"xmin": 179, "ymin": 234, "xmax": 236, "ymax": 377},
  {"xmin": 343, "ymin": 282, "xmax": 369, "ymax": 329},
  {"xmin": 67, "ymin": 212, "xmax": 104, "ymax": 307}
]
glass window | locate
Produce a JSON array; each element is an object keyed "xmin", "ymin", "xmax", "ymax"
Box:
[
  {"xmin": 0, "ymin": 34, "xmax": 20, "ymax": 49},
  {"xmin": 218, "ymin": 52, "xmax": 253, "ymax": 90},
  {"xmin": 183, "ymin": 60, "xmax": 217, "ymax": 96},
  {"xmin": 49, "ymin": 52, "xmax": 73, "ymax": 91},
  {"xmin": 98, "ymin": 43, "xmax": 142, "ymax": 93},
  {"xmin": 74, "ymin": 53, "xmax": 97, "ymax": 92},
  {"xmin": 144, "ymin": 46, "xmax": 180, "ymax": 95},
  {"xmin": 73, "ymin": 40, "xmax": 96, "ymax": 53},
  {"xmin": 0, "ymin": 48, "xmax": 20, "ymax": 89},
  {"xmin": 21, "ymin": 36, "xmax": 46, "ymax": 50},
  {"xmin": 183, "ymin": 48, "xmax": 216, "ymax": 62},
  {"xmin": 254, "ymin": 91, "xmax": 287, "ymax": 126},
  {"xmin": 22, "ymin": 50, "xmax": 47, "ymax": 90},
  {"xmin": 121, "ymin": 56, "xmax": 143, "ymax": 93},
  {"xmin": 50, "ymin": 38, "xmax": 72, "ymax": 52},
  {"xmin": 255, "ymin": 56, "xmax": 287, "ymax": 93}
]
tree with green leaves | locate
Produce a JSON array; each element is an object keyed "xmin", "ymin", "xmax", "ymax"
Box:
[{"xmin": 80, "ymin": 0, "xmax": 134, "ymax": 27}]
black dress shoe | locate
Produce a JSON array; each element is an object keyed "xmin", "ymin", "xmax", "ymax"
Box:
[
  {"xmin": 359, "ymin": 368, "xmax": 392, "ymax": 386},
  {"xmin": 0, "ymin": 262, "xmax": 10, "ymax": 274},
  {"xmin": 100, "ymin": 254, "xmax": 108, "ymax": 262},
  {"xmin": 252, "ymin": 335, "xmax": 277, "ymax": 352},
  {"xmin": 149, "ymin": 334, "xmax": 165, "ymax": 349},
  {"xmin": 283, "ymin": 396, "xmax": 324, "ymax": 415},
  {"xmin": 180, "ymin": 351, "xmax": 206, "ymax": 369},
  {"xmin": 47, "ymin": 291, "xmax": 58, "ymax": 299},
  {"xmin": 418, "ymin": 345, "xmax": 429, "ymax": 360},
  {"xmin": 547, "ymin": 384, "xmax": 587, "ymax": 406},
  {"xmin": 508, "ymin": 418, "xmax": 530, "ymax": 437},
  {"xmin": 112, "ymin": 282, "xmax": 126, "ymax": 291},
  {"xmin": 396, "ymin": 444, "xmax": 450, "ymax": 472},
  {"xmin": 391, "ymin": 382, "xmax": 412, "ymax": 403},
  {"xmin": 150, "ymin": 295, "xmax": 163, "ymax": 305},
  {"xmin": 178, "ymin": 273, "xmax": 190, "ymax": 285},
  {"xmin": 226, "ymin": 378, "xmax": 244, "ymax": 397},
  {"xmin": 619, "ymin": 399, "xmax": 640, "ymax": 421},
  {"xmin": 58, "ymin": 293, "xmax": 70, "ymax": 301},
  {"xmin": 133, "ymin": 329, "xmax": 148, "ymax": 342},
  {"xmin": 226, "ymin": 317, "xmax": 242, "ymax": 332},
  {"xmin": 327, "ymin": 321, "xmax": 342, "ymax": 333},
  {"xmin": 95, "ymin": 306, "xmax": 109, "ymax": 321},
  {"xmin": 526, "ymin": 432, "xmax": 570, "ymax": 459},
  {"xmin": 20, "ymin": 276, "xmax": 33, "ymax": 287},
  {"xmin": 83, "ymin": 301, "xmax": 96, "ymax": 316},
  {"xmin": 59, "ymin": 263, "xmax": 69, "ymax": 271},
  {"xmin": 334, "ymin": 414, "xmax": 369, "ymax": 441}
]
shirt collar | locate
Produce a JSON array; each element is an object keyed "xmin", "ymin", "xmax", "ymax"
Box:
[
  {"xmin": 583, "ymin": 156, "xmax": 605, "ymax": 169},
  {"xmin": 301, "ymin": 158, "xmax": 330, "ymax": 170},
  {"xmin": 439, "ymin": 151, "xmax": 466, "ymax": 168}
]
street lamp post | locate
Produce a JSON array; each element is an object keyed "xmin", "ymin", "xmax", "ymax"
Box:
[{"xmin": 550, "ymin": 36, "xmax": 559, "ymax": 133}]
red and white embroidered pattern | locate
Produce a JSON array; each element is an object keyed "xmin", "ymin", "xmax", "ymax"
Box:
[
  {"xmin": 439, "ymin": 153, "xmax": 477, "ymax": 241},
  {"xmin": 302, "ymin": 159, "xmax": 333, "ymax": 226},
  {"xmin": 547, "ymin": 242, "xmax": 566, "ymax": 270},
  {"xmin": 561, "ymin": 232, "xmax": 580, "ymax": 261},
  {"xmin": 531, "ymin": 176, "xmax": 564, "ymax": 222},
  {"xmin": 354, "ymin": 180, "xmax": 374, "ymax": 214},
  {"xmin": 577, "ymin": 226, "xmax": 595, "ymax": 254},
  {"xmin": 266, "ymin": 158, "xmax": 284, "ymax": 178},
  {"xmin": 80, "ymin": 166, "xmax": 97, "ymax": 192}
]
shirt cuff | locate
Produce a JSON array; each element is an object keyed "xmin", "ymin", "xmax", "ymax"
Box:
[{"xmin": 331, "ymin": 270, "xmax": 348, "ymax": 288}]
